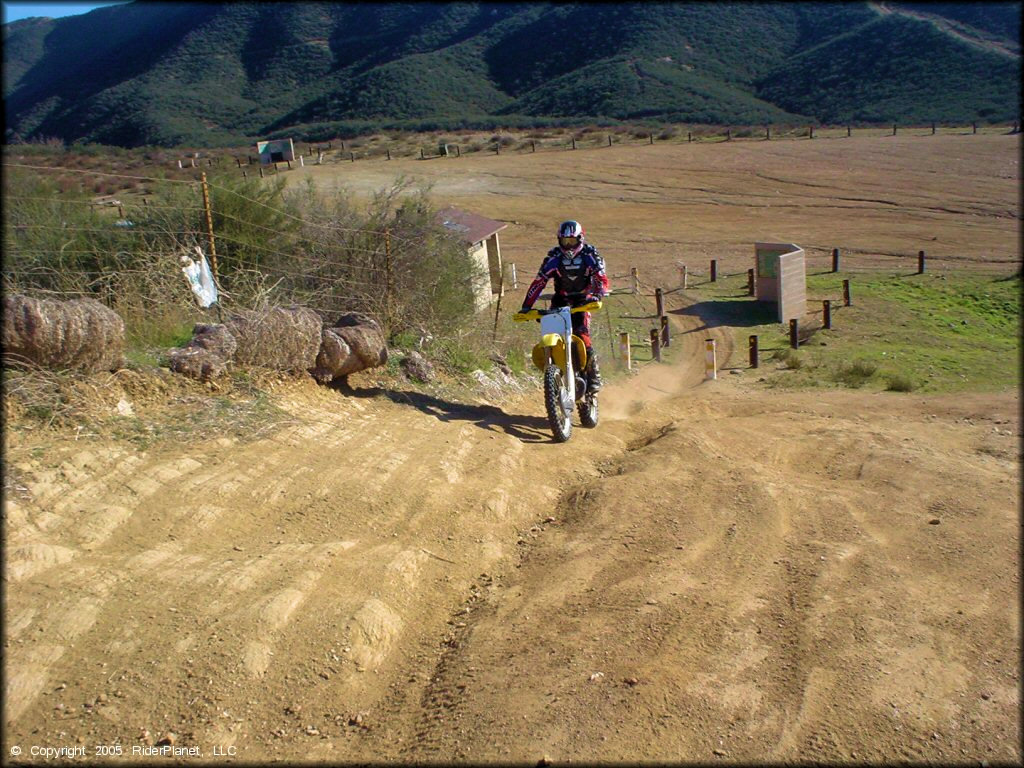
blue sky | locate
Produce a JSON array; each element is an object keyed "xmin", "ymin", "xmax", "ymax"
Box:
[{"xmin": 2, "ymin": 1, "xmax": 129, "ymax": 24}]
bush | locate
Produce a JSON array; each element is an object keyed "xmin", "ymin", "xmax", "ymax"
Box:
[
  {"xmin": 835, "ymin": 359, "xmax": 878, "ymax": 387},
  {"xmin": 885, "ymin": 373, "xmax": 917, "ymax": 392}
]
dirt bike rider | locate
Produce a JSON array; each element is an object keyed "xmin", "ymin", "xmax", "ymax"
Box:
[{"xmin": 518, "ymin": 220, "xmax": 610, "ymax": 392}]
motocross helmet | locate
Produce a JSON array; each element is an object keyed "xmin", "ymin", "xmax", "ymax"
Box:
[{"xmin": 557, "ymin": 220, "xmax": 585, "ymax": 257}]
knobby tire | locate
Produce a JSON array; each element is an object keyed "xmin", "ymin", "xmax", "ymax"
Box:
[{"xmin": 544, "ymin": 364, "xmax": 572, "ymax": 443}]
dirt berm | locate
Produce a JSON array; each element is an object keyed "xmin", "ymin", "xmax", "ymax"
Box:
[{"xmin": 3, "ymin": 289, "xmax": 1019, "ymax": 764}]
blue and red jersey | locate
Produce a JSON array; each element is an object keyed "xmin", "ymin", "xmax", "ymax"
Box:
[{"xmin": 521, "ymin": 244, "xmax": 609, "ymax": 310}]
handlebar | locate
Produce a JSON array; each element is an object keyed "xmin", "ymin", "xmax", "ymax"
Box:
[{"xmin": 513, "ymin": 300, "xmax": 603, "ymax": 322}]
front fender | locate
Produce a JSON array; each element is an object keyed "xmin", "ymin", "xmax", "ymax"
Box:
[{"xmin": 532, "ymin": 334, "xmax": 566, "ymax": 371}]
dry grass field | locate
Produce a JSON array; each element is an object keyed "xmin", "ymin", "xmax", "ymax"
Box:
[{"xmin": 4, "ymin": 131, "xmax": 1019, "ymax": 763}]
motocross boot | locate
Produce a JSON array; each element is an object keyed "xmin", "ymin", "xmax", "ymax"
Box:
[{"xmin": 586, "ymin": 351, "xmax": 602, "ymax": 393}]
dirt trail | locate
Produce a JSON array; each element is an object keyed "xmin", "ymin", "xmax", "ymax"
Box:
[
  {"xmin": 4, "ymin": 292, "xmax": 1018, "ymax": 763},
  {"xmin": 4, "ymin": 136, "xmax": 1020, "ymax": 763}
]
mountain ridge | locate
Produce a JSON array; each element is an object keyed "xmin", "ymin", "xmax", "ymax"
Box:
[{"xmin": 3, "ymin": 1, "xmax": 1019, "ymax": 148}]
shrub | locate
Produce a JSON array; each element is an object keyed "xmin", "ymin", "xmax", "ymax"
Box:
[
  {"xmin": 835, "ymin": 359, "xmax": 878, "ymax": 387},
  {"xmin": 885, "ymin": 373, "xmax": 917, "ymax": 392}
]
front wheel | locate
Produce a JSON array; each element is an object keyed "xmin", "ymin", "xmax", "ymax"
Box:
[
  {"xmin": 544, "ymin": 364, "xmax": 573, "ymax": 443},
  {"xmin": 578, "ymin": 393, "xmax": 599, "ymax": 428}
]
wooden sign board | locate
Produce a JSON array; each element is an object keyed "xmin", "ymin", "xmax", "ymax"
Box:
[{"xmin": 754, "ymin": 242, "xmax": 806, "ymax": 322}]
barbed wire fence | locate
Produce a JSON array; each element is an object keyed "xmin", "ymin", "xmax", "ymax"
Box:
[{"xmin": 2, "ymin": 163, "xmax": 495, "ymax": 354}]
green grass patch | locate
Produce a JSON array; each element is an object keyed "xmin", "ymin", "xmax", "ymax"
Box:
[
  {"xmin": 599, "ymin": 287, "xmax": 680, "ymax": 375},
  {"xmin": 685, "ymin": 269, "xmax": 1021, "ymax": 394}
]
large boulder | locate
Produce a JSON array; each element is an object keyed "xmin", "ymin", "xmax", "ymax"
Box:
[
  {"xmin": 226, "ymin": 306, "xmax": 322, "ymax": 373},
  {"xmin": 2, "ymin": 294, "xmax": 124, "ymax": 372},
  {"xmin": 311, "ymin": 312, "xmax": 388, "ymax": 384},
  {"xmin": 168, "ymin": 324, "xmax": 237, "ymax": 382}
]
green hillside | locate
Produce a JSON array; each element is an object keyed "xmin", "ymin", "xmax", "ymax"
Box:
[
  {"xmin": 756, "ymin": 13, "xmax": 1021, "ymax": 124},
  {"xmin": 3, "ymin": 1, "xmax": 1020, "ymax": 148}
]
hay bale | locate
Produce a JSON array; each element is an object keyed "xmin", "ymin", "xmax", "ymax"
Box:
[
  {"xmin": 167, "ymin": 324, "xmax": 237, "ymax": 382},
  {"xmin": 226, "ymin": 306, "xmax": 322, "ymax": 372},
  {"xmin": 312, "ymin": 313, "xmax": 388, "ymax": 383},
  {"xmin": 2, "ymin": 294, "xmax": 124, "ymax": 373}
]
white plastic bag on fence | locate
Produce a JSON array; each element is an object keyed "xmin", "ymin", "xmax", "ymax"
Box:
[{"xmin": 180, "ymin": 247, "xmax": 218, "ymax": 308}]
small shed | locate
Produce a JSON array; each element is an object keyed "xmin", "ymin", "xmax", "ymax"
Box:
[
  {"xmin": 256, "ymin": 138, "xmax": 296, "ymax": 165},
  {"xmin": 436, "ymin": 206, "xmax": 508, "ymax": 311}
]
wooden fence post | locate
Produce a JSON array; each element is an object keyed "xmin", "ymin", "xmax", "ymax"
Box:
[
  {"xmin": 823, "ymin": 300, "xmax": 832, "ymax": 329},
  {"xmin": 973, "ymin": 122, "xmax": 977, "ymax": 134},
  {"xmin": 932, "ymin": 122, "xmax": 936, "ymax": 135},
  {"xmin": 572, "ymin": 137, "xmax": 576, "ymax": 150},
  {"xmin": 789, "ymin": 318, "xmax": 799, "ymax": 349},
  {"xmin": 705, "ymin": 339, "xmax": 717, "ymax": 379},
  {"xmin": 655, "ymin": 287, "xmax": 664, "ymax": 318},
  {"xmin": 766, "ymin": 125, "xmax": 770, "ymax": 140},
  {"xmin": 456, "ymin": 145, "xmax": 461, "ymax": 157},
  {"xmin": 531, "ymin": 141, "xmax": 536, "ymax": 153},
  {"xmin": 918, "ymin": 250, "xmax": 926, "ymax": 274},
  {"xmin": 650, "ymin": 329, "xmax": 662, "ymax": 363},
  {"xmin": 679, "ymin": 264, "xmax": 688, "ymax": 289},
  {"xmin": 620, "ymin": 332, "xmax": 632, "ymax": 370},
  {"xmin": 847, "ymin": 125, "xmax": 851, "ymax": 137},
  {"xmin": 660, "ymin": 315, "xmax": 670, "ymax": 347},
  {"xmin": 387, "ymin": 149, "xmax": 391, "ymax": 160},
  {"xmin": 688, "ymin": 131, "xmax": 692, "ymax": 143},
  {"xmin": 726, "ymin": 129, "xmax": 731, "ymax": 141},
  {"xmin": 710, "ymin": 259, "xmax": 717, "ymax": 282},
  {"xmin": 200, "ymin": 171, "xmax": 218, "ymax": 285},
  {"xmin": 608, "ymin": 135, "xmax": 612, "ymax": 147},
  {"xmin": 420, "ymin": 148, "xmax": 425, "ymax": 159},
  {"xmin": 747, "ymin": 268, "xmax": 755, "ymax": 296},
  {"xmin": 259, "ymin": 166, "xmax": 264, "ymax": 178},
  {"xmin": 843, "ymin": 279, "xmax": 851, "ymax": 306},
  {"xmin": 893, "ymin": 123, "xmax": 897, "ymax": 136},
  {"xmin": 749, "ymin": 335, "xmax": 759, "ymax": 368},
  {"xmin": 350, "ymin": 152, "xmax": 355, "ymax": 162},
  {"xmin": 631, "ymin": 267, "xmax": 639, "ymax": 295},
  {"xmin": 649, "ymin": 133, "xmax": 654, "ymax": 145},
  {"xmin": 832, "ymin": 247, "xmax": 841, "ymax": 272},
  {"xmin": 809, "ymin": 125, "xmax": 814, "ymax": 139},
  {"xmin": 492, "ymin": 266, "xmax": 505, "ymax": 342}
]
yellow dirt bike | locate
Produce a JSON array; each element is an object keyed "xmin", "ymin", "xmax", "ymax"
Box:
[{"xmin": 514, "ymin": 301, "xmax": 601, "ymax": 442}]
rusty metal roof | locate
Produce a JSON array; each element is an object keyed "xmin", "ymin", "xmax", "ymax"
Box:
[{"xmin": 436, "ymin": 206, "xmax": 507, "ymax": 245}]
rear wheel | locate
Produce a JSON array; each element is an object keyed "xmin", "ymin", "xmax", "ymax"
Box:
[
  {"xmin": 578, "ymin": 393, "xmax": 599, "ymax": 428},
  {"xmin": 544, "ymin": 364, "xmax": 573, "ymax": 442}
]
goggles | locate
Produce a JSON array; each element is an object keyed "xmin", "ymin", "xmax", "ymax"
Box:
[{"xmin": 558, "ymin": 235, "xmax": 580, "ymax": 249}]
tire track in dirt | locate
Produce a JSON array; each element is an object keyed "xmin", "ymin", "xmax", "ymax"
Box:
[{"xmin": 386, "ymin": 388, "xmax": 1019, "ymax": 763}]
